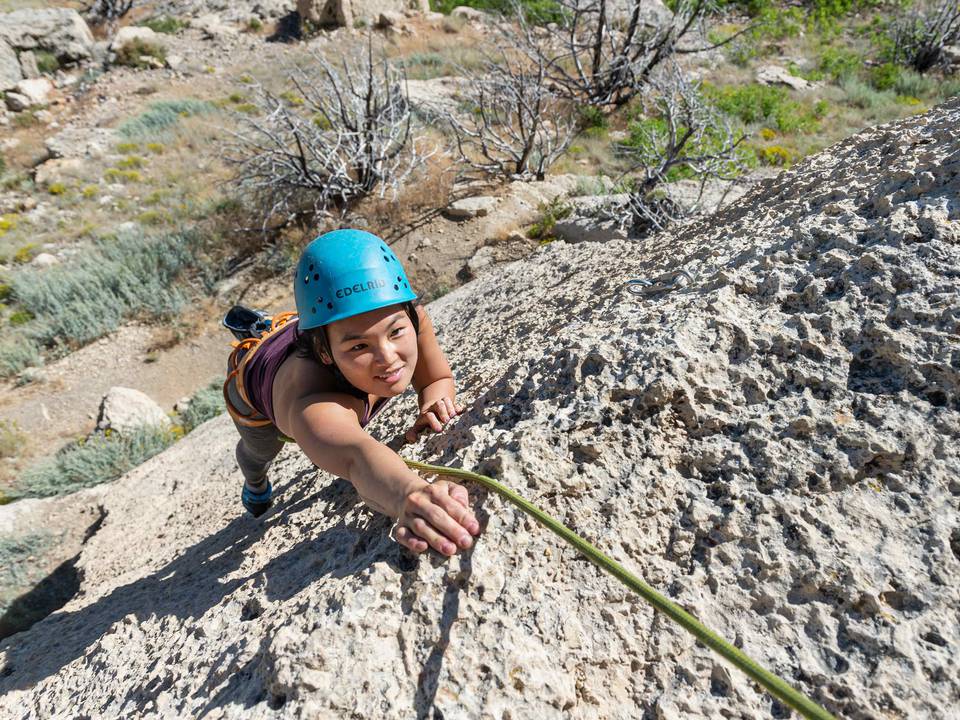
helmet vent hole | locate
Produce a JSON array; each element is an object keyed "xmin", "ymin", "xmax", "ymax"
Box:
[
  {"xmin": 393, "ymin": 284, "xmax": 398, "ymax": 290},
  {"xmin": 403, "ymin": 282, "xmax": 408, "ymax": 288},
  {"xmin": 396, "ymin": 275, "xmax": 401, "ymax": 282},
  {"xmin": 309, "ymin": 264, "xmax": 314, "ymax": 271},
  {"xmin": 304, "ymin": 277, "xmax": 309, "ymax": 284},
  {"xmin": 311, "ymin": 307, "xmax": 316, "ymax": 314},
  {"xmin": 313, "ymin": 273, "xmax": 319, "ymax": 281},
  {"xmin": 383, "ymin": 255, "xmax": 389, "ymax": 263},
  {"xmin": 327, "ymin": 302, "xmax": 333, "ymax": 309}
]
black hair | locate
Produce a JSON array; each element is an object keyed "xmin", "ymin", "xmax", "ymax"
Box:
[{"xmin": 294, "ymin": 300, "xmax": 421, "ymax": 397}]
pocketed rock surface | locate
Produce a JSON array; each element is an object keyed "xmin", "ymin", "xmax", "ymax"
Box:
[{"xmin": 1, "ymin": 100, "xmax": 958, "ymax": 719}]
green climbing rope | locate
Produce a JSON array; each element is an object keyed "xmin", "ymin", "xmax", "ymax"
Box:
[{"xmin": 404, "ymin": 459, "xmax": 836, "ymax": 720}]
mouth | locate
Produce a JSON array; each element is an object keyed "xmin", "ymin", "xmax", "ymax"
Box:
[{"xmin": 375, "ymin": 366, "xmax": 405, "ymax": 384}]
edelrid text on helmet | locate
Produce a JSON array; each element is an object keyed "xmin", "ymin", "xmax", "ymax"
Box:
[{"xmin": 294, "ymin": 229, "xmax": 417, "ymax": 330}]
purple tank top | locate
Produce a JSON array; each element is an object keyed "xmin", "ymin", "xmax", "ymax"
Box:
[{"xmin": 243, "ymin": 318, "xmax": 388, "ymax": 428}]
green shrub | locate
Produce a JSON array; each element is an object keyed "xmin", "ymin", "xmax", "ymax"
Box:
[
  {"xmin": 0, "ymin": 337, "xmax": 41, "ymax": 378},
  {"xmin": 840, "ymin": 77, "xmax": 895, "ymax": 109},
  {"xmin": 34, "ymin": 51, "xmax": 59, "ymax": 74},
  {"xmin": 0, "ymin": 214, "xmax": 16, "ymax": 236},
  {"xmin": 114, "ymin": 38, "xmax": 168, "ymax": 69},
  {"xmin": 117, "ymin": 99, "xmax": 215, "ymax": 138},
  {"xmin": 115, "ymin": 142, "xmax": 140, "ymax": 153},
  {"xmin": 0, "ymin": 420, "xmax": 25, "ymax": 459},
  {"xmin": 0, "ymin": 284, "xmax": 11, "ymax": 302},
  {"xmin": 6, "ymin": 230, "xmax": 205, "ymax": 361},
  {"xmin": 116, "ymin": 155, "xmax": 146, "ymax": 169},
  {"xmin": 13, "ymin": 425, "xmax": 177, "ymax": 499},
  {"xmin": 870, "ymin": 62, "xmax": 901, "ymax": 91},
  {"xmin": 527, "ymin": 197, "xmax": 572, "ymax": 241},
  {"xmin": 13, "ymin": 111, "xmax": 39, "ymax": 129},
  {"xmin": 706, "ymin": 83, "xmax": 825, "ymax": 133},
  {"xmin": 140, "ymin": 15, "xmax": 187, "ymax": 34},
  {"xmin": 757, "ymin": 144, "xmax": 797, "ymax": 166},
  {"xmin": 8, "ymin": 310, "xmax": 32, "ymax": 325},
  {"xmin": 893, "ymin": 68, "xmax": 937, "ymax": 98},
  {"xmin": 818, "ymin": 47, "xmax": 862, "ymax": 82},
  {"xmin": 430, "ymin": 0, "xmax": 565, "ymax": 23},
  {"xmin": 81, "ymin": 184, "xmax": 99, "ymax": 198},
  {"xmin": 13, "ymin": 244, "xmax": 37, "ymax": 264},
  {"xmin": 47, "ymin": 182, "xmax": 67, "ymax": 195},
  {"xmin": 178, "ymin": 378, "xmax": 226, "ymax": 433},
  {"xmin": 104, "ymin": 168, "xmax": 142, "ymax": 183},
  {"xmin": 247, "ymin": 17, "xmax": 263, "ymax": 31}
]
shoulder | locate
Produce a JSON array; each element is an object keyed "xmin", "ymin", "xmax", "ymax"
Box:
[{"xmin": 273, "ymin": 354, "xmax": 366, "ymax": 431}]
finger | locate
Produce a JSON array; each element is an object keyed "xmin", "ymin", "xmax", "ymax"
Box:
[
  {"xmin": 396, "ymin": 526, "xmax": 428, "ymax": 553},
  {"xmin": 421, "ymin": 411, "xmax": 442, "ymax": 433},
  {"xmin": 409, "ymin": 516, "xmax": 459, "ymax": 556},
  {"xmin": 430, "ymin": 484, "xmax": 479, "ymax": 538},
  {"xmin": 455, "ymin": 401, "xmax": 464, "ymax": 414},
  {"xmin": 442, "ymin": 397, "xmax": 457, "ymax": 422},
  {"xmin": 415, "ymin": 494, "xmax": 476, "ymax": 550},
  {"xmin": 434, "ymin": 399, "xmax": 450, "ymax": 424}
]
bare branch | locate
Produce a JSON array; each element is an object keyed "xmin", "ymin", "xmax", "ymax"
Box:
[{"xmin": 222, "ymin": 38, "xmax": 433, "ymax": 232}]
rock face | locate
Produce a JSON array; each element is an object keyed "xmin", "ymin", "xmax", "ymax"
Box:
[
  {"xmin": 0, "ymin": 9, "xmax": 95, "ymax": 63},
  {"xmin": 0, "ymin": 39, "xmax": 23, "ymax": 91},
  {"xmin": 1, "ymin": 101, "xmax": 959, "ymax": 719}
]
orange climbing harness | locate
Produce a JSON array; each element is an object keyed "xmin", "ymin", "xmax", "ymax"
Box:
[{"xmin": 222, "ymin": 311, "xmax": 298, "ymax": 428}]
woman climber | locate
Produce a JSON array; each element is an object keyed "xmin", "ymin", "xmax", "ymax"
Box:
[{"xmin": 223, "ymin": 229, "xmax": 480, "ymax": 557}]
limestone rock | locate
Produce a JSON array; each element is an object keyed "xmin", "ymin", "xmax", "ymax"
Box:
[
  {"xmin": 757, "ymin": 64, "xmax": 814, "ymax": 91},
  {"xmin": 451, "ymin": 6, "xmax": 485, "ymax": 22},
  {"xmin": 34, "ymin": 158, "xmax": 85, "ymax": 187},
  {"xmin": 45, "ymin": 127, "xmax": 115, "ymax": 160},
  {"xmin": 0, "ymin": 8, "xmax": 94, "ymax": 62},
  {"xmin": 109, "ymin": 26, "xmax": 162, "ymax": 53},
  {"xmin": 3, "ymin": 92, "xmax": 31, "ymax": 112},
  {"xmin": 191, "ymin": 14, "xmax": 239, "ymax": 39},
  {"xmin": 1, "ymin": 100, "xmax": 959, "ymax": 720},
  {"xmin": 18, "ymin": 50, "xmax": 40, "ymax": 79},
  {"xmin": 297, "ymin": 0, "xmax": 412, "ymax": 28},
  {"xmin": 29, "ymin": 252, "xmax": 59, "ymax": 268},
  {"xmin": 0, "ymin": 39, "xmax": 23, "ymax": 91},
  {"xmin": 553, "ymin": 215, "xmax": 629, "ymax": 243},
  {"xmin": 445, "ymin": 196, "xmax": 498, "ymax": 219},
  {"xmin": 13, "ymin": 77, "xmax": 53, "ymax": 106},
  {"xmin": 95, "ymin": 387, "xmax": 171, "ymax": 434}
]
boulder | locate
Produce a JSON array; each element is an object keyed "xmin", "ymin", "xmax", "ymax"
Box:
[
  {"xmin": 29, "ymin": 252, "xmax": 59, "ymax": 268},
  {"xmin": 18, "ymin": 50, "xmax": 40, "ymax": 79},
  {"xmin": 0, "ymin": 8, "xmax": 95, "ymax": 62},
  {"xmin": 95, "ymin": 387, "xmax": 171, "ymax": 434},
  {"xmin": 297, "ymin": 0, "xmax": 417, "ymax": 28},
  {"xmin": 0, "ymin": 39, "xmax": 22, "ymax": 91},
  {"xmin": 756, "ymin": 64, "xmax": 815, "ymax": 91},
  {"xmin": 45, "ymin": 128, "xmax": 115, "ymax": 160},
  {"xmin": 444, "ymin": 196, "xmax": 499, "ymax": 220},
  {"xmin": 553, "ymin": 215, "xmax": 629, "ymax": 243},
  {"xmin": 109, "ymin": 26, "xmax": 163, "ymax": 53},
  {"xmin": 34, "ymin": 157, "xmax": 86, "ymax": 187},
  {"xmin": 943, "ymin": 44, "xmax": 960, "ymax": 70},
  {"xmin": 13, "ymin": 77, "xmax": 54, "ymax": 106},
  {"xmin": 191, "ymin": 14, "xmax": 239, "ymax": 39},
  {"xmin": 450, "ymin": 6, "xmax": 485, "ymax": 22},
  {"xmin": 4, "ymin": 92, "xmax": 31, "ymax": 112}
]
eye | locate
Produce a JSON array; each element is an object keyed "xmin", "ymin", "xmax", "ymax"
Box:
[
  {"xmin": 390, "ymin": 327, "xmax": 405, "ymax": 337},
  {"xmin": 349, "ymin": 343, "xmax": 366, "ymax": 352}
]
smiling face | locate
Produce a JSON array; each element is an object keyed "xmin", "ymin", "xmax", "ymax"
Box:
[{"xmin": 320, "ymin": 304, "xmax": 418, "ymax": 397}]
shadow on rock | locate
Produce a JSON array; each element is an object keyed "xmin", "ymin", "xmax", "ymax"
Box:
[{"xmin": 0, "ymin": 469, "xmax": 394, "ymax": 694}]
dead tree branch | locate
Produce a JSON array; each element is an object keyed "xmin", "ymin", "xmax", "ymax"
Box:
[{"xmin": 223, "ymin": 40, "xmax": 432, "ymax": 230}]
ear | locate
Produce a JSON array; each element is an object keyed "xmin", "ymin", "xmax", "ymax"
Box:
[{"xmin": 319, "ymin": 351, "xmax": 333, "ymax": 365}]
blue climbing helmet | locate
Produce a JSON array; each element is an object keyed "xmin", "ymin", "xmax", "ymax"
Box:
[{"xmin": 294, "ymin": 229, "xmax": 417, "ymax": 331}]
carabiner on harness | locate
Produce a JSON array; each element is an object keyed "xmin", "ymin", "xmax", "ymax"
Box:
[{"xmin": 625, "ymin": 268, "xmax": 694, "ymax": 296}]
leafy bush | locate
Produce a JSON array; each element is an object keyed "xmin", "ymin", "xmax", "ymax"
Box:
[
  {"xmin": 840, "ymin": 76, "xmax": 895, "ymax": 108},
  {"xmin": 706, "ymin": 83, "xmax": 827, "ymax": 133},
  {"xmin": 527, "ymin": 197, "xmax": 573, "ymax": 241},
  {"xmin": 140, "ymin": 15, "xmax": 187, "ymax": 34},
  {"xmin": 430, "ymin": 0, "xmax": 565, "ymax": 23},
  {"xmin": 0, "ymin": 337, "xmax": 41, "ymax": 378},
  {"xmin": 47, "ymin": 183, "xmax": 67, "ymax": 195},
  {"xmin": 0, "ymin": 214, "xmax": 16, "ymax": 236},
  {"xmin": 757, "ymin": 144, "xmax": 796, "ymax": 166},
  {"xmin": 818, "ymin": 47, "xmax": 863, "ymax": 82},
  {"xmin": 115, "ymin": 142, "xmax": 139, "ymax": 153},
  {"xmin": 104, "ymin": 168, "xmax": 142, "ymax": 183},
  {"xmin": 178, "ymin": 378, "xmax": 226, "ymax": 433},
  {"xmin": 114, "ymin": 38, "xmax": 168, "ymax": 69},
  {"xmin": 35, "ymin": 51, "xmax": 59, "ymax": 74},
  {"xmin": 13, "ymin": 244, "xmax": 37, "ymax": 264},
  {"xmin": 117, "ymin": 99, "xmax": 215, "ymax": 138},
  {"xmin": 12, "ymin": 425, "xmax": 177, "ymax": 499},
  {"xmin": 6, "ymin": 230, "xmax": 205, "ymax": 365},
  {"xmin": 870, "ymin": 62, "xmax": 901, "ymax": 90},
  {"xmin": 0, "ymin": 420, "xmax": 25, "ymax": 459}
]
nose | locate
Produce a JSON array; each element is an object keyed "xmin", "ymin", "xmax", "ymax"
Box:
[{"xmin": 373, "ymin": 338, "xmax": 399, "ymax": 367}]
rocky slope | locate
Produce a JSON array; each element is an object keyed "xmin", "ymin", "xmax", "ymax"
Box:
[{"xmin": 1, "ymin": 99, "xmax": 958, "ymax": 719}]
